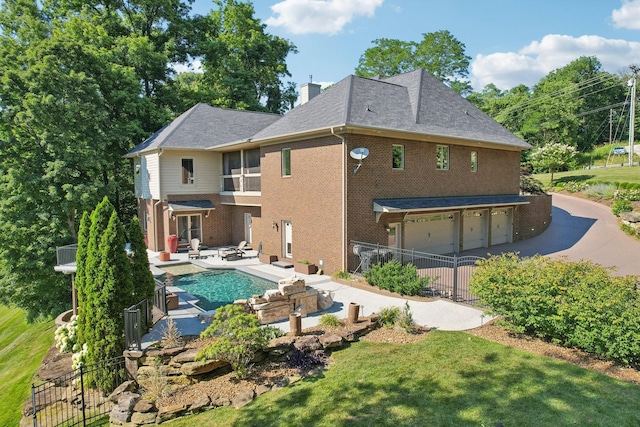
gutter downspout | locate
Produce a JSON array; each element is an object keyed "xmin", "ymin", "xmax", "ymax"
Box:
[
  {"xmin": 331, "ymin": 127, "xmax": 346, "ymax": 272},
  {"xmin": 154, "ymin": 149, "xmax": 164, "ymax": 251}
]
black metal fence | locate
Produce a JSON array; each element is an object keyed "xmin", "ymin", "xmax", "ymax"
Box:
[
  {"xmin": 349, "ymin": 241, "xmax": 484, "ymax": 306},
  {"xmin": 29, "ymin": 356, "xmax": 128, "ymax": 427},
  {"xmin": 125, "ymin": 279, "xmax": 167, "ymax": 350}
]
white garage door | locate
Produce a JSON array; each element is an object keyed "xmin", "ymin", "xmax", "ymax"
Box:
[
  {"xmin": 463, "ymin": 210, "xmax": 487, "ymax": 251},
  {"xmin": 404, "ymin": 213, "xmax": 457, "ymax": 254},
  {"xmin": 491, "ymin": 208, "xmax": 511, "ymax": 245}
]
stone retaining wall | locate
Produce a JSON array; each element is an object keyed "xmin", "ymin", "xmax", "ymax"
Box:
[{"xmin": 111, "ymin": 316, "xmax": 379, "ymax": 425}]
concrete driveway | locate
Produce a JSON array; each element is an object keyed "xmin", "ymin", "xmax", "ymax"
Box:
[{"xmin": 464, "ymin": 192, "xmax": 640, "ymax": 277}]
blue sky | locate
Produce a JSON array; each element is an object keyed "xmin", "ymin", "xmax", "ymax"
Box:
[{"xmin": 189, "ymin": 0, "xmax": 640, "ymax": 93}]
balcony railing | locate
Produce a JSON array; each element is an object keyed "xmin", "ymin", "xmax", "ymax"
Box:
[
  {"xmin": 56, "ymin": 244, "xmax": 78, "ymax": 266},
  {"xmin": 222, "ymin": 173, "xmax": 261, "ymax": 192}
]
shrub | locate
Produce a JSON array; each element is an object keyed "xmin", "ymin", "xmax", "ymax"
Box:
[
  {"xmin": 363, "ymin": 260, "xmax": 433, "ymax": 296},
  {"xmin": 378, "ymin": 306, "xmax": 401, "ymax": 327},
  {"xmin": 333, "ymin": 270, "xmax": 352, "ymax": 280},
  {"xmin": 584, "ymin": 183, "xmax": 617, "ymax": 199},
  {"xmin": 261, "ymin": 325, "xmax": 285, "ymax": 340},
  {"xmin": 397, "ymin": 301, "xmax": 415, "ymax": 333},
  {"xmin": 616, "ymin": 188, "xmax": 640, "ymax": 202},
  {"xmin": 563, "ymin": 180, "xmax": 587, "ymax": 193},
  {"xmin": 519, "ymin": 175, "xmax": 546, "ymax": 195},
  {"xmin": 54, "ymin": 315, "xmax": 78, "ymax": 353},
  {"xmin": 141, "ymin": 357, "xmax": 170, "ymax": 403},
  {"xmin": 621, "ymin": 223, "xmax": 639, "ymax": 238},
  {"xmin": 197, "ymin": 304, "xmax": 269, "ymax": 379},
  {"xmin": 612, "ymin": 199, "xmax": 633, "ymax": 216},
  {"xmin": 286, "ymin": 348, "xmax": 326, "ymax": 372},
  {"xmin": 160, "ymin": 318, "xmax": 184, "ymax": 348},
  {"xmin": 319, "ymin": 313, "xmax": 342, "ymax": 327},
  {"xmin": 470, "ymin": 253, "xmax": 640, "ymax": 366}
]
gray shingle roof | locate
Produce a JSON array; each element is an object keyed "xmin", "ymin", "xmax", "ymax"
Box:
[
  {"xmin": 127, "ymin": 103, "xmax": 281, "ymax": 156},
  {"xmin": 252, "ymin": 69, "xmax": 530, "ymax": 150},
  {"xmin": 373, "ymin": 195, "xmax": 530, "ymax": 213}
]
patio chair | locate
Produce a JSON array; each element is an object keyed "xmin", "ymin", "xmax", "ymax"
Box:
[
  {"xmin": 222, "ymin": 240, "xmax": 247, "ymax": 260},
  {"xmin": 188, "ymin": 238, "xmax": 201, "ymax": 259}
]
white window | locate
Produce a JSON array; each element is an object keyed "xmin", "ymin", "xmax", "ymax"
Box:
[{"xmin": 182, "ymin": 158, "xmax": 194, "ymax": 184}]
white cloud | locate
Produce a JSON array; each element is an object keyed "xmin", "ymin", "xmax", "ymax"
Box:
[
  {"xmin": 612, "ymin": 0, "xmax": 640, "ymax": 29},
  {"xmin": 265, "ymin": 0, "xmax": 384, "ymax": 35},
  {"xmin": 471, "ymin": 34, "xmax": 640, "ymax": 91}
]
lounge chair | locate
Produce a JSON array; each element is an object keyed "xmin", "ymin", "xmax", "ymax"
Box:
[
  {"xmin": 188, "ymin": 238, "xmax": 201, "ymax": 259},
  {"xmin": 222, "ymin": 241, "xmax": 247, "ymax": 260}
]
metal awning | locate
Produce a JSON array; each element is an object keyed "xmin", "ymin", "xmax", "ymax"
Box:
[
  {"xmin": 373, "ymin": 194, "xmax": 529, "ymax": 222},
  {"xmin": 168, "ymin": 200, "xmax": 215, "ymax": 213}
]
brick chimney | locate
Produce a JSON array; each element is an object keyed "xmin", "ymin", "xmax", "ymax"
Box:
[{"xmin": 300, "ymin": 82, "xmax": 321, "ymax": 104}]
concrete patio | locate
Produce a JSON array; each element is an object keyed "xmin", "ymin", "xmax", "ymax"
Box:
[{"xmin": 142, "ymin": 246, "xmax": 490, "ymax": 348}]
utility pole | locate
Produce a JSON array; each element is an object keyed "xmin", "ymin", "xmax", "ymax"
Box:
[{"xmin": 629, "ymin": 65, "xmax": 638, "ymax": 167}]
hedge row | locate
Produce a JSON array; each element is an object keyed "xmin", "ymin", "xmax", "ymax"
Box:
[
  {"xmin": 364, "ymin": 260, "xmax": 434, "ymax": 296},
  {"xmin": 469, "ymin": 253, "xmax": 640, "ymax": 366}
]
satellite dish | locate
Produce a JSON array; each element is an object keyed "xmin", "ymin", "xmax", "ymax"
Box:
[
  {"xmin": 349, "ymin": 147, "xmax": 369, "ymax": 173},
  {"xmin": 350, "ymin": 147, "xmax": 369, "ymax": 160}
]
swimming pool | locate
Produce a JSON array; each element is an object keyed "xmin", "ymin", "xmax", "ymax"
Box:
[{"xmin": 171, "ymin": 270, "xmax": 276, "ymax": 311}]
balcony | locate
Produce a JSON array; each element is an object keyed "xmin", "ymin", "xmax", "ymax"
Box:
[{"xmin": 221, "ymin": 173, "xmax": 261, "ymax": 193}]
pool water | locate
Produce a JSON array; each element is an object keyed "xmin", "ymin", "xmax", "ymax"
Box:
[{"xmin": 171, "ymin": 270, "xmax": 275, "ymax": 311}]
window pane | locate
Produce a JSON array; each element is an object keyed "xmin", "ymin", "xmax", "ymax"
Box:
[
  {"xmin": 436, "ymin": 145, "xmax": 449, "ymax": 170},
  {"xmin": 244, "ymin": 148, "xmax": 261, "ymax": 173},
  {"xmin": 471, "ymin": 151, "xmax": 477, "ymax": 172},
  {"xmin": 392, "ymin": 145, "xmax": 404, "ymax": 169},
  {"xmin": 223, "ymin": 152, "xmax": 241, "ymax": 175},
  {"xmin": 182, "ymin": 159, "xmax": 194, "ymax": 184},
  {"xmin": 282, "ymin": 148, "xmax": 291, "ymax": 176}
]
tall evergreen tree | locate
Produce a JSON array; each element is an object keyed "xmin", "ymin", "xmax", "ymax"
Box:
[
  {"xmin": 75, "ymin": 211, "xmax": 91, "ymax": 344},
  {"xmin": 128, "ymin": 216, "xmax": 156, "ymax": 328},
  {"xmin": 87, "ymin": 210, "xmax": 133, "ymax": 390}
]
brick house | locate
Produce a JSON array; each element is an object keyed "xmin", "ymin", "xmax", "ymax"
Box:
[{"xmin": 127, "ymin": 69, "xmax": 550, "ymax": 274}]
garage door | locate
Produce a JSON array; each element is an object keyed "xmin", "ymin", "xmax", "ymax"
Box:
[
  {"xmin": 463, "ymin": 210, "xmax": 487, "ymax": 250},
  {"xmin": 403, "ymin": 213, "xmax": 457, "ymax": 254},
  {"xmin": 491, "ymin": 208, "xmax": 511, "ymax": 245}
]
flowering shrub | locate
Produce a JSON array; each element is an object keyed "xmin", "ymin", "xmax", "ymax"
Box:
[
  {"xmin": 72, "ymin": 343, "xmax": 88, "ymax": 370},
  {"xmin": 54, "ymin": 315, "xmax": 78, "ymax": 353}
]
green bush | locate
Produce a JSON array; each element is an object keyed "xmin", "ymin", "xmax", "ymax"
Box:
[
  {"xmin": 332, "ymin": 270, "xmax": 352, "ymax": 280},
  {"xmin": 198, "ymin": 304, "xmax": 269, "ymax": 379},
  {"xmin": 397, "ymin": 301, "xmax": 415, "ymax": 333},
  {"xmin": 616, "ymin": 188, "xmax": 640, "ymax": 202},
  {"xmin": 470, "ymin": 253, "xmax": 640, "ymax": 366},
  {"xmin": 584, "ymin": 183, "xmax": 617, "ymax": 199},
  {"xmin": 612, "ymin": 199, "xmax": 633, "ymax": 216},
  {"xmin": 519, "ymin": 175, "xmax": 546, "ymax": 195},
  {"xmin": 363, "ymin": 260, "xmax": 433, "ymax": 296},
  {"xmin": 319, "ymin": 314, "xmax": 342, "ymax": 327},
  {"xmin": 563, "ymin": 180, "xmax": 587, "ymax": 193},
  {"xmin": 378, "ymin": 306, "xmax": 401, "ymax": 327},
  {"xmin": 621, "ymin": 223, "xmax": 639, "ymax": 238}
]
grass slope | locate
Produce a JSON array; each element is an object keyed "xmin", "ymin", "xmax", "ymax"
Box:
[
  {"xmin": 535, "ymin": 164, "xmax": 640, "ymax": 186},
  {"xmin": 0, "ymin": 305, "xmax": 55, "ymax": 426},
  {"xmin": 166, "ymin": 330, "xmax": 640, "ymax": 426}
]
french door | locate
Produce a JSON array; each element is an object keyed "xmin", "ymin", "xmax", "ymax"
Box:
[{"xmin": 177, "ymin": 215, "xmax": 202, "ymax": 246}]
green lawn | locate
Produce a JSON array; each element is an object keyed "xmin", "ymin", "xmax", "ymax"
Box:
[
  {"xmin": 0, "ymin": 305, "xmax": 55, "ymax": 427},
  {"xmin": 166, "ymin": 330, "xmax": 640, "ymax": 427},
  {"xmin": 535, "ymin": 164, "xmax": 640, "ymax": 186}
]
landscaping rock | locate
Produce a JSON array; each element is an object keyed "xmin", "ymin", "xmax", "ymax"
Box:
[
  {"xmin": 156, "ymin": 403, "xmax": 187, "ymax": 423},
  {"xmin": 109, "ymin": 394, "xmax": 139, "ymax": 424},
  {"xmin": 255, "ymin": 384, "xmax": 272, "ymax": 396},
  {"xmin": 171, "ymin": 348, "xmax": 200, "ymax": 364},
  {"xmin": 133, "ymin": 399, "xmax": 155, "ymax": 413},
  {"xmin": 211, "ymin": 397, "xmax": 231, "ymax": 407},
  {"xmin": 130, "ymin": 410, "xmax": 157, "ymax": 425},
  {"xmin": 232, "ymin": 388, "xmax": 255, "ymax": 408},
  {"xmin": 294, "ymin": 335, "xmax": 322, "ymax": 352},
  {"xmin": 108, "ymin": 380, "xmax": 137, "ymax": 403},
  {"xmin": 620, "ymin": 211, "xmax": 640, "ymax": 222},
  {"xmin": 180, "ymin": 359, "xmax": 228, "ymax": 376},
  {"xmin": 319, "ymin": 333, "xmax": 344, "ymax": 349},
  {"xmin": 189, "ymin": 395, "xmax": 211, "ymax": 412},
  {"xmin": 317, "ymin": 291, "xmax": 334, "ymax": 310}
]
